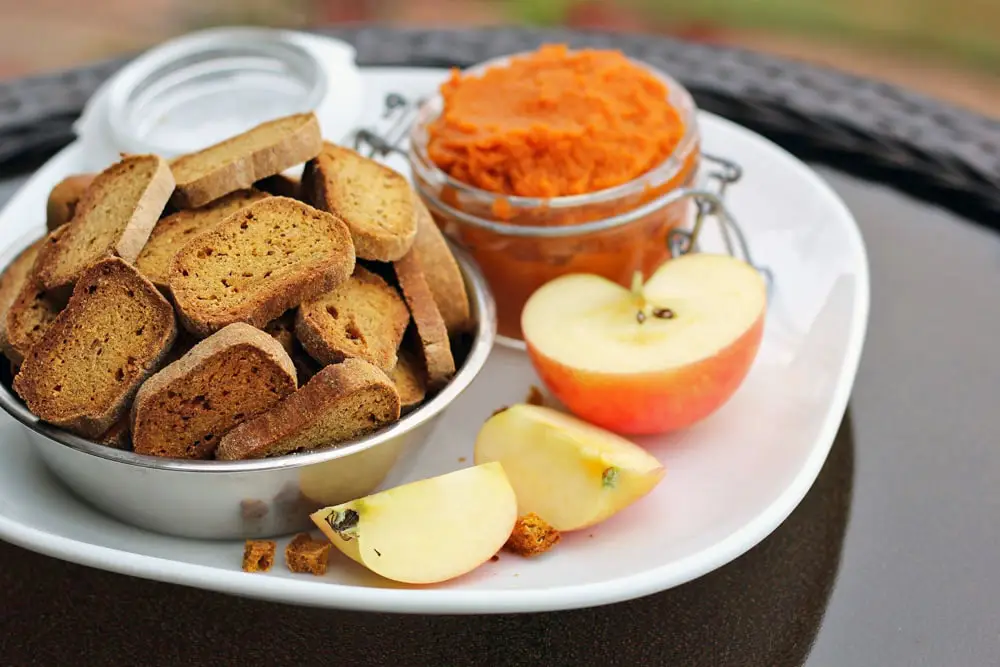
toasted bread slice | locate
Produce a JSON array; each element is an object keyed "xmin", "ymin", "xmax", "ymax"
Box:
[
  {"xmin": 170, "ymin": 113, "xmax": 322, "ymax": 209},
  {"xmin": 95, "ymin": 418, "xmax": 131, "ymax": 450},
  {"xmin": 13, "ymin": 258, "xmax": 176, "ymax": 438},
  {"xmin": 393, "ymin": 250, "xmax": 456, "ymax": 392},
  {"xmin": 161, "ymin": 329, "xmax": 199, "ymax": 368},
  {"xmin": 0, "ymin": 236, "xmax": 45, "ymax": 324},
  {"xmin": 291, "ymin": 347, "xmax": 321, "ymax": 387},
  {"xmin": 255, "ymin": 173, "xmax": 302, "ymax": 200},
  {"xmin": 354, "ymin": 258, "xmax": 398, "ymax": 286},
  {"xmin": 169, "ymin": 197, "xmax": 355, "ymax": 336},
  {"xmin": 411, "ymin": 198, "xmax": 471, "ymax": 335},
  {"xmin": 294, "ymin": 265, "xmax": 409, "ymax": 371},
  {"xmin": 34, "ymin": 155, "xmax": 174, "ymax": 291},
  {"xmin": 303, "ymin": 143, "xmax": 417, "ymax": 262},
  {"xmin": 0, "ymin": 280, "xmax": 67, "ymax": 368},
  {"xmin": 0, "ymin": 228, "xmax": 71, "ymax": 367},
  {"xmin": 131, "ymin": 323, "xmax": 297, "ymax": 459},
  {"xmin": 216, "ymin": 358, "xmax": 400, "ymax": 460},
  {"xmin": 0, "ymin": 281, "xmax": 66, "ymax": 368},
  {"xmin": 45, "ymin": 173, "xmax": 95, "ymax": 231},
  {"xmin": 389, "ymin": 349, "xmax": 426, "ymax": 413},
  {"xmin": 136, "ymin": 189, "xmax": 270, "ymax": 290},
  {"xmin": 263, "ymin": 311, "xmax": 296, "ymax": 356}
]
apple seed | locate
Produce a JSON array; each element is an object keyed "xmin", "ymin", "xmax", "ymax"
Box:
[{"xmin": 602, "ymin": 466, "xmax": 620, "ymax": 489}]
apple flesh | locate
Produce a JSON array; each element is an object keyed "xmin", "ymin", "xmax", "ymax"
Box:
[
  {"xmin": 474, "ymin": 404, "xmax": 665, "ymax": 531},
  {"xmin": 522, "ymin": 253, "xmax": 766, "ymax": 435},
  {"xmin": 310, "ymin": 462, "xmax": 517, "ymax": 584}
]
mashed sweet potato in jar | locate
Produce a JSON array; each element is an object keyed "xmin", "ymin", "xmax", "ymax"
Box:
[
  {"xmin": 411, "ymin": 44, "xmax": 700, "ymax": 340},
  {"xmin": 427, "ymin": 44, "xmax": 685, "ymax": 201}
]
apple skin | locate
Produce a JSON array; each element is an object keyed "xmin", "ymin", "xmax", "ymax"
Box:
[{"xmin": 526, "ymin": 311, "xmax": 765, "ymax": 435}]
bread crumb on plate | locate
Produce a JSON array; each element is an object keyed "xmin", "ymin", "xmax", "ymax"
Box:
[
  {"xmin": 525, "ymin": 385, "xmax": 545, "ymax": 406},
  {"xmin": 285, "ymin": 532, "xmax": 333, "ymax": 576},
  {"xmin": 505, "ymin": 513, "xmax": 561, "ymax": 557},
  {"xmin": 242, "ymin": 540, "xmax": 277, "ymax": 573}
]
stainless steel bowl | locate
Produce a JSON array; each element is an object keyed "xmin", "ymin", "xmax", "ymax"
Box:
[{"xmin": 0, "ymin": 231, "xmax": 496, "ymax": 539}]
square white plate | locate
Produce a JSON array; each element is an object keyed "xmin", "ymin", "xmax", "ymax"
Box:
[{"xmin": 0, "ymin": 69, "xmax": 868, "ymax": 614}]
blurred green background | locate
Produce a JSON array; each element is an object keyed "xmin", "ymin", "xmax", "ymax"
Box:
[{"xmin": 1, "ymin": 0, "xmax": 997, "ymax": 116}]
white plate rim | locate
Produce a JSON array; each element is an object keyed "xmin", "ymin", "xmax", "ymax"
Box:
[{"xmin": 0, "ymin": 74, "xmax": 869, "ymax": 614}]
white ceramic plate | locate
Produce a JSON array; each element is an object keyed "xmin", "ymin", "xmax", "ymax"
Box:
[{"xmin": 0, "ymin": 68, "xmax": 868, "ymax": 614}]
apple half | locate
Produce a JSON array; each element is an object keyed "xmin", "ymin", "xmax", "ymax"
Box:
[
  {"xmin": 475, "ymin": 404, "xmax": 665, "ymax": 531},
  {"xmin": 310, "ymin": 462, "xmax": 517, "ymax": 584},
  {"xmin": 522, "ymin": 253, "xmax": 767, "ymax": 435}
]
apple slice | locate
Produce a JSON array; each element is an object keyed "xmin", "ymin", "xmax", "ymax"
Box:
[
  {"xmin": 522, "ymin": 253, "xmax": 766, "ymax": 435},
  {"xmin": 475, "ymin": 404, "xmax": 665, "ymax": 531},
  {"xmin": 310, "ymin": 462, "xmax": 517, "ymax": 584}
]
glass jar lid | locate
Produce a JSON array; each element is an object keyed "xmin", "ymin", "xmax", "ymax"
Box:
[{"xmin": 105, "ymin": 27, "xmax": 328, "ymax": 157}]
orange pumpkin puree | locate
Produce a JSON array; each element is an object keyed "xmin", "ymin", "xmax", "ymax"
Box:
[{"xmin": 427, "ymin": 44, "xmax": 685, "ymax": 198}]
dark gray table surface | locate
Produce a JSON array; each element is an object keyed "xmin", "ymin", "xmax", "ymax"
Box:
[{"xmin": 1, "ymin": 165, "xmax": 997, "ymax": 666}]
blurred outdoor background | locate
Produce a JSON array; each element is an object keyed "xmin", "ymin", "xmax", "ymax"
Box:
[{"xmin": 0, "ymin": 0, "xmax": 997, "ymax": 117}]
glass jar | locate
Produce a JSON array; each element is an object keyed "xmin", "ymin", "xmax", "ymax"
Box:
[{"xmin": 408, "ymin": 54, "xmax": 701, "ymax": 345}]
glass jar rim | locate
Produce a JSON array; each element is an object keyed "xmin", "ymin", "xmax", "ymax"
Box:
[
  {"xmin": 105, "ymin": 27, "xmax": 328, "ymax": 157},
  {"xmin": 407, "ymin": 49, "xmax": 701, "ymax": 235}
]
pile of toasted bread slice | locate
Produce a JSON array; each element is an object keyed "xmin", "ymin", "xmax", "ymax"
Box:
[{"xmin": 0, "ymin": 112, "xmax": 473, "ymax": 460}]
